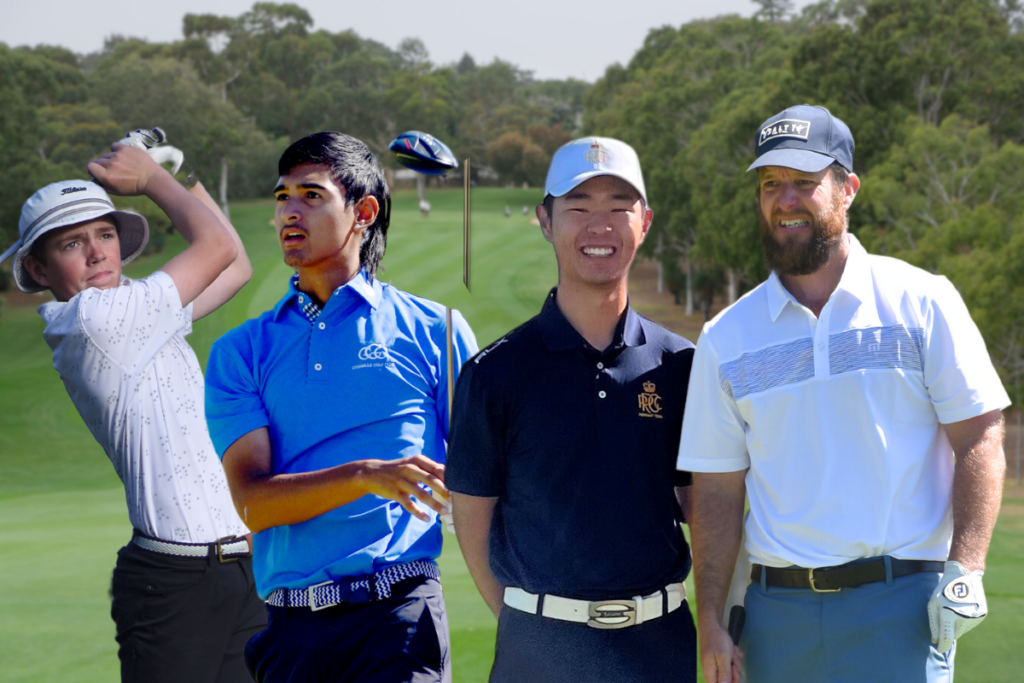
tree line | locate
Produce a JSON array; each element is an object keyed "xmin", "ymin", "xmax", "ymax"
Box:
[
  {"xmin": 586, "ymin": 0, "xmax": 1024, "ymax": 405},
  {"xmin": 0, "ymin": 1, "xmax": 585, "ymax": 254},
  {"xmin": 1, "ymin": 0, "xmax": 1022, "ymax": 404}
]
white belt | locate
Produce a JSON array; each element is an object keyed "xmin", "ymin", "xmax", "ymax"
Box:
[
  {"xmin": 503, "ymin": 582, "xmax": 686, "ymax": 629},
  {"xmin": 132, "ymin": 533, "xmax": 250, "ymax": 563}
]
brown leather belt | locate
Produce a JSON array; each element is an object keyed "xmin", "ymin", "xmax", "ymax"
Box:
[{"xmin": 751, "ymin": 558, "xmax": 945, "ymax": 593}]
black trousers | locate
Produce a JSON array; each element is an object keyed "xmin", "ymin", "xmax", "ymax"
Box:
[
  {"xmin": 110, "ymin": 540, "xmax": 267, "ymax": 683},
  {"xmin": 490, "ymin": 600, "xmax": 697, "ymax": 683},
  {"xmin": 244, "ymin": 577, "xmax": 451, "ymax": 683}
]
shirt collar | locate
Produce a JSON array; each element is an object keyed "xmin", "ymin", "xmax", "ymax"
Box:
[
  {"xmin": 766, "ymin": 233, "xmax": 873, "ymax": 322},
  {"xmin": 272, "ymin": 269, "xmax": 383, "ymax": 322},
  {"xmin": 538, "ymin": 288, "xmax": 646, "ymax": 352}
]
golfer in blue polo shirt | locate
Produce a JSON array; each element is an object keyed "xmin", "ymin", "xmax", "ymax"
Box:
[
  {"xmin": 204, "ymin": 132, "xmax": 477, "ymax": 683},
  {"xmin": 446, "ymin": 138, "xmax": 700, "ymax": 683}
]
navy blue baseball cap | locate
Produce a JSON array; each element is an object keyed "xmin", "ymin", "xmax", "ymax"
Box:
[{"xmin": 747, "ymin": 104, "xmax": 854, "ymax": 173}]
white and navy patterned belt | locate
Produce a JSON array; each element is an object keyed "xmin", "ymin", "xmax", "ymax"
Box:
[
  {"xmin": 132, "ymin": 531, "xmax": 251, "ymax": 564},
  {"xmin": 267, "ymin": 560, "xmax": 440, "ymax": 611}
]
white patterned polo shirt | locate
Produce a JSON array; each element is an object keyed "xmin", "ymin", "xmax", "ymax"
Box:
[
  {"xmin": 677, "ymin": 234, "xmax": 1010, "ymax": 568},
  {"xmin": 38, "ymin": 271, "xmax": 247, "ymax": 543}
]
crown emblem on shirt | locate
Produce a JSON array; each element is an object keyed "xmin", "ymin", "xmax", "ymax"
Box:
[{"xmin": 638, "ymin": 381, "xmax": 662, "ymax": 419}]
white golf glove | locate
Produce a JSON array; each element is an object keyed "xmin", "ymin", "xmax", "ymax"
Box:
[
  {"xmin": 118, "ymin": 127, "xmax": 166, "ymax": 150},
  {"xmin": 927, "ymin": 561, "xmax": 988, "ymax": 653},
  {"xmin": 117, "ymin": 128, "xmax": 186, "ymax": 176}
]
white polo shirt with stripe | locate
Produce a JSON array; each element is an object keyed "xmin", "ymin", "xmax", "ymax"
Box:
[
  {"xmin": 38, "ymin": 271, "xmax": 248, "ymax": 544},
  {"xmin": 677, "ymin": 234, "xmax": 1010, "ymax": 569}
]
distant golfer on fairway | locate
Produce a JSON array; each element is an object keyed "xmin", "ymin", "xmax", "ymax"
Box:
[
  {"xmin": 679, "ymin": 105, "xmax": 1009, "ymax": 683},
  {"xmin": 204, "ymin": 131, "xmax": 478, "ymax": 683},
  {"xmin": 2, "ymin": 135, "xmax": 262, "ymax": 683},
  {"xmin": 446, "ymin": 137, "xmax": 700, "ymax": 683}
]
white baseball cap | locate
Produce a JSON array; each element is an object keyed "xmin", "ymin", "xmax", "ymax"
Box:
[
  {"xmin": 544, "ymin": 137, "xmax": 647, "ymax": 203},
  {"xmin": 1, "ymin": 180, "xmax": 149, "ymax": 293}
]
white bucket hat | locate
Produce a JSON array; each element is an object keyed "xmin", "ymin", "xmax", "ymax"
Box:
[
  {"xmin": 544, "ymin": 137, "xmax": 647, "ymax": 202},
  {"xmin": 1, "ymin": 180, "xmax": 149, "ymax": 293}
]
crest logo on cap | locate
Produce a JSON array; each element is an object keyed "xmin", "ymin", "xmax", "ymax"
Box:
[
  {"xmin": 60, "ymin": 186, "xmax": 88, "ymax": 196},
  {"xmin": 584, "ymin": 141, "xmax": 609, "ymax": 164},
  {"xmin": 759, "ymin": 119, "xmax": 812, "ymax": 146}
]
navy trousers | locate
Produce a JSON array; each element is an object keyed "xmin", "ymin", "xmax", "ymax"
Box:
[
  {"xmin": 490, "ymin": 599, "xmax": 697, "ymax": 683},
  {"xmin": 244, "ymin": 577, "xmax": 451, "ymax": 683}
]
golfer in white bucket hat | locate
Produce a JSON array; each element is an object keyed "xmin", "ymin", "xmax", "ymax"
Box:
[
  {"xmin": 2, "ymin": 180, "xmax": 149, "ymax": 293},
  {"xmin": 2, "ymin": 135, "xmax": 263, "ymax": 683}
]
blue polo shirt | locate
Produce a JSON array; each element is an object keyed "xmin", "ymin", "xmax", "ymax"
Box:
[
  {"xmin": 205, "ymin": 271, "xmax": 478, "ymax": 598},
  {"xmin": 446, "ymin": 290, "xmax": 694, "ymax": 601}
]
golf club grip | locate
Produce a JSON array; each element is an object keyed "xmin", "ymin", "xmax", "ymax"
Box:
[
  {"xmin": 446, "ymin": 308, "xmax": 454, "ymax": 427},
  {"xmin": 728, "ymin": 605, "xmax": 745, "ymax": 645}
]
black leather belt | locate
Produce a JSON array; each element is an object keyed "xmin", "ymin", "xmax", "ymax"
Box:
[{"xmin": 752, "ymin": 558, "xmax": 944, "ymax": 592}]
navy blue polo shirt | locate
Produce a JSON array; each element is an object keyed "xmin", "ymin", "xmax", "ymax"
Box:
[
  {"xmin": 446, "ymin": 290, "xmax": 694, "ymax": 601},
  {"xmin": 205, "ymin": 271, "xmax": 478, "ymax": 598}
]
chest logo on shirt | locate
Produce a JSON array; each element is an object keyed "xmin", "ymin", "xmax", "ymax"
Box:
[
  {"xmin": 353, "ymin": 343, "xmax": 395, "ymax": 370},
  {"xmin": 638, "ymin": 381, "xmax": 663, "ymax": 419}
]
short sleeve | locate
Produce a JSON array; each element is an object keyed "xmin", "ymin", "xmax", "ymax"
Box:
[
  {"xmin": 923, "ymin": 277, "xmax": 1011, "ymax": 424},
  {"xmin": 205, "ymin": 329, "xmax": 270, "ymax": 458},
  {"xmin": 436, "ymin": 308, "xmax": 480, "ymax": 439},
  {"xmin": 676, "ymin": 329, "xmax": 751, "ymax": 473},
  {"xmin": 75, "ymin": 271, "xmax": 193, "ymax": 373},
  {"xmin": 445, "ymin": 358, "xmax": 507, "ymax": 497}
]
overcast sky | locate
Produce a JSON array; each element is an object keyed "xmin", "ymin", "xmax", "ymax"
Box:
[{"xmin": 3, "ymin": 0, "xmax": 818, "ymax": 82}]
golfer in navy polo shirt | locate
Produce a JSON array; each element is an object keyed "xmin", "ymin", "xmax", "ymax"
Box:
[
  {"xmin": 446, "ymin": 138, "xmax": 699, "ymax": 683},
  {"xmin": 204, "ymin": 132, "xmax": 477, "ymax": 683}
]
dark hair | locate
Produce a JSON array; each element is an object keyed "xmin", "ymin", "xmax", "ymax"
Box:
[
  {"xmin": 28, "ymin": 234, "xmax": 50, "ymax": 266},
  {"xmin": 829, "ymin": 162, "xmax": 850, "ymax": 186},
  {"xmin": 541, "ymin": 193, "xmax": 556, "ymax": 217},
  {"xmin": 278, "ymin": 132, "xmax": 391, "ymax": 280}
]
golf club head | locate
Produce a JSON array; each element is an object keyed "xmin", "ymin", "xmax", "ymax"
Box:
[{"xmin": 389, "ymin": 131, "xmax": 458, "ymax": 176}]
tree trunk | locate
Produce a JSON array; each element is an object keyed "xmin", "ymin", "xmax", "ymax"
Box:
[
  {"xmin": 1016, "ymin": 407, "xmax": 1021, "ymax": 486},
  {"xmin": 220, "ymin": 157, "xmax": 230, "ymax": 218},
  {"xmin": 727, "ymin": 268, "xmax": 738, "ymax": 305},
  {"xmin": 657, "ymin": 260, "xmax": 664, "ymax": 294},
  {"xmin": 685, "ymin": 256, "xmax": 694, "ymax": 316},
  {"xmin": 416, "ymin": 174, "xmax": 426, "ymax": 204}
]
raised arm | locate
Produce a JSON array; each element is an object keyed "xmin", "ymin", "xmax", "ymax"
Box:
[
  {"xmin": 691, "ymin": 470, "xmax": 747, "ymax": 683},
  {"xmin": 88, "ymin": 144, "xmax": 235, "ymax": 308},
  {"xmin": 221, "ymin": 427, "xmax": 451, "ymax": 533},
  {"xmin": 944, "ymin": 409, "xmax": 1006, "ymax": 571},
  {"xmin": 188, "ymin": 181, "xmax": 253, "ymax": 321},
  {"xmin": 451, "ymin": 492, "xmax": 504, "ymax": 618}
]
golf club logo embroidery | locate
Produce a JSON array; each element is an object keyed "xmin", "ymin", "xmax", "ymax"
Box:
[
  {"xmin": 353, "ymin": 343, "xmax": 394, "ymax": 370},
  {"xmin": 585, "ymin": 141, "xmax": 609, "ymax": 164},
  {"xmin": 638, "ymin": 381, "xmax": 663, "ymax": 419},
  {"xmin": 945, "ymin": 579, "xmax": 971, "ymax": 601},
  {"xmin": 60, "ymin": 186, "xmax": 88, "ymax": 195},
  {"xmin": 358, "ymin": 344, "xmax": 389, "ymax": 361},
  {"xmin": 759, "ymin": 119, "xmax": 812, "ymax": 146}
]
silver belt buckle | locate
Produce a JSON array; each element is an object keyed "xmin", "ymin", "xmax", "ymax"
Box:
[
  {"xmin": 307, "ymin": 580, "xmax": 336, "ymax": 611},
  {"xmin": 587, "ymin": 599, "xmax": 637, "ymax": 629}
]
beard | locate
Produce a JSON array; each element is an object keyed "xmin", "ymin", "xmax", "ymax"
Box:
[{"xmin": 758, "ymin": 188, "xmax": 847, "ymax": 276}]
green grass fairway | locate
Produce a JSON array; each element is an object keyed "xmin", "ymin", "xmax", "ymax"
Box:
[{"xmin": 1, "ymin": 187, "xmax": 1022, "ymax": 681}]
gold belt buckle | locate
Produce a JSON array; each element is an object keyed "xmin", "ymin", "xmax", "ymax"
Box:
[
  {"xmin": 807, "ymin": 568, "xmax": 841, "ymax": 593},
  {"xmin": 587, "ymin": 599, "xmax": 637, "ymax": 629},
  {"xmin": 216, "ymin": 535, "xmax": 242, "ymax": 564}
]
